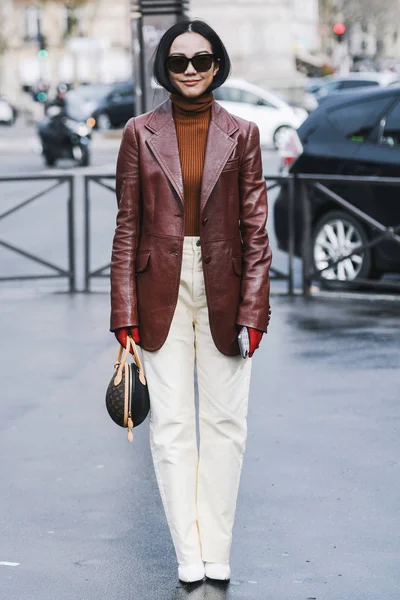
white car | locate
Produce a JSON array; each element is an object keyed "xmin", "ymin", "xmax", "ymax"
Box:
[{"xmin": 214, "ymin": 78, "xmax": 307, "ymax": 149}]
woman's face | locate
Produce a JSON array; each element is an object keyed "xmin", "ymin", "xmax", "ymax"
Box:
[{"xmin": 168, "ymin": 32, "xmax": 219, "ymax": 98}]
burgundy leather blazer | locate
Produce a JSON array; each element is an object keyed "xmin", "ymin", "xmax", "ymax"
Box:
[{"xmin": 110, "ymin": 99, "xmax": 272, "ymax": 356}]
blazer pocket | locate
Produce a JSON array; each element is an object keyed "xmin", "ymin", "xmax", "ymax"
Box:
[
  {"xmin": 222, "ymin": 157, "xmax": 239, "ymax": 172},
  {"xmin": 136, "ymin": 251, "xmax": 150, "ymax": 273},
  {"xmin": 232, "ymin": 255, "xmax": 243, "ymax": 276}
]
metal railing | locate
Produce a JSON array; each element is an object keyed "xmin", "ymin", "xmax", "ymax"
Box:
[
  {"xmin": 3, "ymin": 172, "xmax": 397, "ymax": 297},
  {"xmin": 0, "ymin": 174, "xmax": 75, "ymax": 292},
  {"xmin": 264, "ymin": 175, "xmax": 295, "ymax": 295},
  {"xmin": 84, "ymin": 175, "xmax": 115, "ymax": 292}
]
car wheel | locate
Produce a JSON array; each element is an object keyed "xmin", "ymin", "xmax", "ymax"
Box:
[
  {"xmin": 312, "ymin": 211, "xmax": 372, "ymax": 283},
  {"xmin": 97, "ymin": 112, "xmax": 111, "ymax": 131},
  {"xmin": 273, "ymin": 125, "xmax": 294, "ymax": 149}
]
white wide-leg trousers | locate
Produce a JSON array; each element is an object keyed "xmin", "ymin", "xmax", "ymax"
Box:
[{"xmin": 142, "ymin": 236, "xmax": 252, "ymax": 565}]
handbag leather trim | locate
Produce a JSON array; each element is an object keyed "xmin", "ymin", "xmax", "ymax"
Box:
[{"xmin": 123, "ymin": 363, "xmax": 129, "ymax": 428}]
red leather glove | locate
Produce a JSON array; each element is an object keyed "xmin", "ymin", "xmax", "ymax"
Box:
[
  {"xmin": 248, "ymin": 327, "xmax": 263, "ymax": 358},
  {"xmin": 114, "ymin": 327, "xmax": 141, "ymax": 354}
]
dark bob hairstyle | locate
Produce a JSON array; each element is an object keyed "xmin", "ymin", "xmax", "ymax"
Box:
[{"xmin": 153, "ymin": 20, "xmax": 231, "ymax": 95}]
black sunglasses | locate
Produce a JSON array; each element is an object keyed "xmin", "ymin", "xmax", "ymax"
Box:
[{"xmin": 167, "ymin": 53, "xmax": 216, "ymax": 74}]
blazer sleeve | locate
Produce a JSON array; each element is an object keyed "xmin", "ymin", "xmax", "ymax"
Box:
[
  {"xmin": 110, "ymin": 118, "xmax": 141, "ymax": 332},
  {"xmin": 236, "ymin": 121, "xmax": 272, "ymax": 332}
]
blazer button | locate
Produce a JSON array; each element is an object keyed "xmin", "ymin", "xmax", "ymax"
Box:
[
  {"xmin": 204, "ymin": 255, "xmax": 211, "ymax": 264},
  {"xmin": 202, "ymin": 217, "xmax": 209, "ymax": 225}
]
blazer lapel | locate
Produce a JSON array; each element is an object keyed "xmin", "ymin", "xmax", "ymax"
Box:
[
  {"xmin": 200, "ymin": 102, "xmax": 239, "ymax": 214},
  {"xmin": 145, "ymin": 99, "xmax": 239, "ymax": 214},
  {"xmin": 146, "ymin": 101, "xmax": 184, "ymax": 207}
]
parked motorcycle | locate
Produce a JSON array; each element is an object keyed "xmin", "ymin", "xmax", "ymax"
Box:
[{"xmin": 37, "ymin": 105, "xmax": 92, "ymax": 167}]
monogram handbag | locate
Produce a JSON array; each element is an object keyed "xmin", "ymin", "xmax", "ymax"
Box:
[{"xmin": 105, "ymin": 336, "xmax": 150, "ymax": 442}]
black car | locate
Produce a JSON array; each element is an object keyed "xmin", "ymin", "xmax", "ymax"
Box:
[
  {"xmin": 274, "ymin": 86, "xmax": 400, "ymax": 282},
  {"xmin": 92, "ymin": 81, "xmax": 135, "ymax": 130},
  {"xmin": 65, "ymin": 81, "xmax": 135, "ymax": 130}
]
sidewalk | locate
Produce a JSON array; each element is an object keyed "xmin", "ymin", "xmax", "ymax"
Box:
[{"xmin": 0, "ymin": 290, "xmax": 399, "ymax": 600}]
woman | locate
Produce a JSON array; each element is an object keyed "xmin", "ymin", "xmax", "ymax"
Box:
[{"xmin": 110, "ymin": 20, "xmax": 272, "ymax": 584}]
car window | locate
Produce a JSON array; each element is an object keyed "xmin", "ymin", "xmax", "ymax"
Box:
[
  {"xmin": 70, "ymin": 84, "xmax": 112, "ymax": 102},
  {"xmin": 214, "ymin": 87, "xmax": 275, "ymax": 108},
  {"xmin": 328, "ymin": 96, "xmax": 394, "ymax": 142},
  {"xmin": 320, "ymin": 81, "xmax": 341, "ymax": 92},
  {"xmin": 114, "ymin": 87, "xmax": 133, "ymax": 99},
  {"xmin": 240, "ymin": 90, "xmax": 275, "ymax": 107},
  {"xmin": 307, "ymin": 84, "xmax": 321, "ymax": 94},
  {"xmin": 113, "ymin": 83, "xmax": 134, "ymax": 95},
  {"xmin": 214, "ymin": 87, "xmax": 242, "ymax": 102},
  {"xmin": 381, "ymin": 100, "xmax": 400, "ymax": 146},
  {"xmin": 340, "ymin": 80, "xmax": 380, "ymax": 89}
]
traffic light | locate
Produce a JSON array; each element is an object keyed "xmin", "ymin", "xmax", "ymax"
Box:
[
  {"xmin": 38, "ymin": 34, "xmax": 48, "ymax": 58},
  {"xmin": 333, "ymin": 23, "xmax": 346, "ymax": 43}
]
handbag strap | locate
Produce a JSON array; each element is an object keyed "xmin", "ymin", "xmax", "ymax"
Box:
[
  {"xmin": 128, "ymin": 336, "xmax": 147, "ymax": 386},
  {"xmin": 114, "ymin": 336, "xmax": 147, "ymax": 386}
]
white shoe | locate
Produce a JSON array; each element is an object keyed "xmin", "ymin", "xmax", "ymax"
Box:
[
  {"xmin": 204, "ymin": 562, "xmax": 231, "ymax": 581},
  {"xmin": 178, "ymin": 563, "xmax": 205, "ymax": 583}
]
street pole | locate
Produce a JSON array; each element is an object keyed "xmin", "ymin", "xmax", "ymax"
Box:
[{"xmin": 130, "ymin": 0, "xmax": 189, "ymax": 115}]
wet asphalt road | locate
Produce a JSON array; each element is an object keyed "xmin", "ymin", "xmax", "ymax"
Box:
[{"xmin": 0, "ymin": 290, "xmax": 399, "ymax": 600}]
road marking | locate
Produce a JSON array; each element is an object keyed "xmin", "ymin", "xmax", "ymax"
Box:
[{"xmin": 0, "ymin": 561, "xmax": 20, "ymax": 567}]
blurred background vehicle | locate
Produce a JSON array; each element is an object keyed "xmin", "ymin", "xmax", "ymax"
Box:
[
  {"xmin": 0, "ymin": 97, "xmax": 17, "ymax": 125},
  {"xmin": 37, "ymin": 104, "xmax": 92, "ymax": 167},
  {"xmin": 64, "ymin": 83, "xmax": 114, "ymax": 123},
  {"xmin": 214, "ymin": 78, "xmax": 308, "ymax": 149},
  {"xmin": 303, "ymin": 72, "xmax": 399, "ymax": 112},
  {"xmin": 92, "ymin": 81, "xmax": 135, "ymax": 130},
  {"xmin": 65, "ymin": 81, "xmax": 135, "ymax": 130},
  {"xmin": 275, "ymin": 86, "xmax": 400, "ymax": 284}
]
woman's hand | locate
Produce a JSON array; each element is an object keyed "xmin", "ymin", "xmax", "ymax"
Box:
[
  {"xmin": 248, "ymin": 327, "xmax": 263, "ymax": 358},
  {"xmin": 114, "ymin": 327, "xmax": 141, "ymax": 354}
]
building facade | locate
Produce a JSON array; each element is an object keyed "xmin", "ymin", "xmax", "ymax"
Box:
[
  {"xmin": 0, "ymin": 0, "xmax": 320, "ymax": 105},
  {"xmin": 0, "ymin": 0, "xmax": 132, "ymax": 102},
  {"xmin": 190, "ymin": 0, "xmax": 320, "ymax": 84}
]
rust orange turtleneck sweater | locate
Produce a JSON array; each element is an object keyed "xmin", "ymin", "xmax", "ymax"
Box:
[{"xmin": 170, "ymin": 92, "xmax": 214, "ymax": 236}]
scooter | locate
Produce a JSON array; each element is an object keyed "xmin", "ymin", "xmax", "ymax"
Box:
[{"xmin": 37, "ymin": 105, "xmax": 92, "ymax": 167}]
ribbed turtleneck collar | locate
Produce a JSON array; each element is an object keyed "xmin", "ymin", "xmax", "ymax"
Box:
[{"xmin": 170, "ymin": 92, "xmax": 214, "ymax": 118}]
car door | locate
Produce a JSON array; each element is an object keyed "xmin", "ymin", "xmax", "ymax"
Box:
[
  {"xmin": 363, "ymin": 97, "xmax": 400, "ymax": 267},
  {"xmin": 321, "ymin": 95, "xmax": 394, "ymax": 221},
  {"xmin": 342, "ymin": 94, "xmax": 400, "ymax": 268}
]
